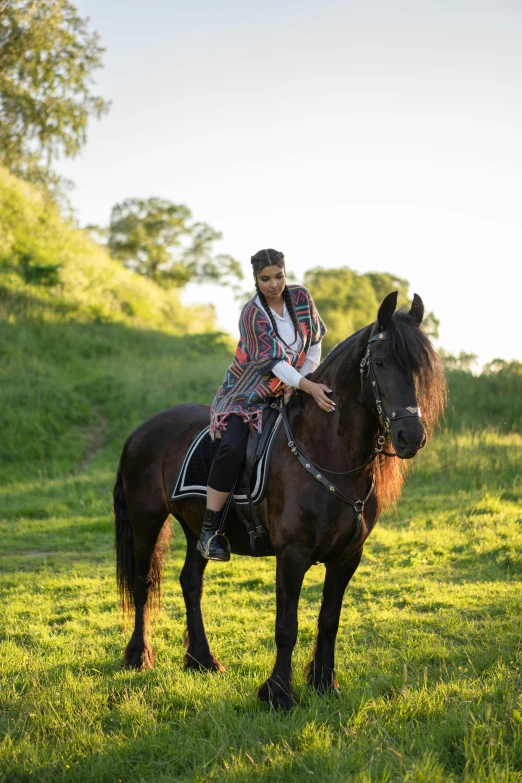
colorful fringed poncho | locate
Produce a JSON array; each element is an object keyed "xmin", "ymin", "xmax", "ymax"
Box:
[{"xmin": 210, "ymin": 285, "xmax": 326, "ymax": 437}]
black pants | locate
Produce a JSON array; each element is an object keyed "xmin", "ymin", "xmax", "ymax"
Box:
[{"xmin": 207, "ymin": 414, "xmax": 250, "ymax": 493}]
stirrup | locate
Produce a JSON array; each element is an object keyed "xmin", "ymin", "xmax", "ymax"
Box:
[{"xmin": 197, "ymin": 531, "xmax": 231, "ymax": 562}]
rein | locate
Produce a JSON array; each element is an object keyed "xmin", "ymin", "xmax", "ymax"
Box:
[
  {"xmin": 280, "ymin": 327, "xmax": 424, "ymax": 531},
  {"xmin": 280, "ymin": 399, "xmax": 372, "ymax": 562}
]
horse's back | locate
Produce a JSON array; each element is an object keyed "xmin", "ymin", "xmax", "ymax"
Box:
[
  {"xmin": 123, "ymin": 403, "xmax": 208, "ymax": 452},
  {"xmin": 120, "ymin": 403, "xmax": 210, "ymax": 506}
]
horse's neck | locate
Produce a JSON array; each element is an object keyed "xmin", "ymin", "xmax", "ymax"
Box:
[{"xmin": 291, "ymin": 327, "xmax": 377, "ymax": 472}]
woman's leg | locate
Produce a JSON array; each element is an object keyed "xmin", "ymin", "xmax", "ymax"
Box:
[
  {"xmin": 207, "ymin": 487, "xmax": 229, "ymax": 513},
  {"xmin": 207, "ymin": 415, "xmax": 251, "ymax": 499},
  {"xmin": 197, "ymin": 415, "xmax": 250, "ymax": 561}
]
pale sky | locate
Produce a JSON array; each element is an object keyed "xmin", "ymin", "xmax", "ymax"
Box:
[{"xmin": 58, "ymin": 0, "xmax": 522, "ymax": 366}]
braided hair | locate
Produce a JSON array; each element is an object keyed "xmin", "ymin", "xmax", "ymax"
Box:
[{"xmin": 251, "ymin": 248, "xmax": 302, "ymax": 350}]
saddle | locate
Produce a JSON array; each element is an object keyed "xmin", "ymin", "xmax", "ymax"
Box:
[
  {"xmin": 171, "ymin": 405, "xmax": 282, "ymax": 507},
  {"xmin": 171, "ymin": 406, "xmax": 281, "ymax": 555}
]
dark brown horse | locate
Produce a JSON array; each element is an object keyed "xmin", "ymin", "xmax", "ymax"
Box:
[{"xmin": 114, "ymin": 291, "xmax": 446, "ymax": 709}]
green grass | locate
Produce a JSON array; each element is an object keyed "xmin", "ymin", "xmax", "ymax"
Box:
[
  {"xmin": 1, "ymin": 396, "xmax": 522, "ymax": 781},
  {"xmin": 2, "ymin": 166, "xmax": 522, "ymax": 779},
  {"xmin": 0, "ymin": 316, "xmax": 231, "ymax": 481},
  {"xmin": 444, "ymin": 369, "xmax": 522, "ymax": 434},
  {"xmin": 0, "ymin": 162, "xmax": 229, "ymax": 483},
  {"xmin": 0, "ymin": 165, "xmax": 216, "ymax": 335}
]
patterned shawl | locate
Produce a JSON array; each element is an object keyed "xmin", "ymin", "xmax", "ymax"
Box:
[{"xmin": 210, "ymin": 285, "xmax": 326, "ymax": 436}]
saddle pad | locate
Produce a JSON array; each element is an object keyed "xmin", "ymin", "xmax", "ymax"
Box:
[{"xmin": 171, "ymin": 414, "xmax": 282, "ymax": 506}]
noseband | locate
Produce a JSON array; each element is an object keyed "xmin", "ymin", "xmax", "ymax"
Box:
[{"xmin": 360, "ymin": 330, "xmax": 423, "ymax": 441}]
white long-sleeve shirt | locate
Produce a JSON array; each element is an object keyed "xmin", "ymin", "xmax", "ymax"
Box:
[{"xmin": 255, "ymin": 295, "xmax": 322, "ymax": 388}]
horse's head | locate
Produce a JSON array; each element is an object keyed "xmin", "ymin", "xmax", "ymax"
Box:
[{"xmin": 362, "ymin": 291, "xmax": 441, "ymax": 459}]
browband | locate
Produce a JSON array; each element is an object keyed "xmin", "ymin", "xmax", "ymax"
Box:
[{"xmin": 368, "ymin": 331, "xmax": 388, "ymax": 344}]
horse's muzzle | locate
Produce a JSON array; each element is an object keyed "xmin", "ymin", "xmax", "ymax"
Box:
[{"xmin": 390, "ymin": 419, "xmax": 426, "ymax": 459}]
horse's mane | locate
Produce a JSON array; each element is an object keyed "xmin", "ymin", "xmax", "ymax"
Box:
[
  {"xmin": 374, "ymin": 310, "xmax": 447, "ymax": 511},
  {"xmin": 317, "ymin": 324, "xmax": 369, "ymax": 373},
  {"xmin": 386, "ymin": 310, "xmax": 447, "ymax": 435},
  {"xmin": 314, "ymin": 310, "xmax": 447, "ymax": 514}
]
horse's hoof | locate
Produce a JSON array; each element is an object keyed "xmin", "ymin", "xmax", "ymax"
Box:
[
  {"xmin": 308, "ymin": 677, "xmax": 340, "ymax": 697},
  {"xmin": 258, "ymin": 679, "xmax": 296, "ymax": 711},
  {"xmin": 319, "ymin": 681, "xmax": 340, "ymax": 697},
  {"xmin": 306, "ymin": 665, "xmax": 340, "ymax": 696},
  {"xmin": 184, "ymin": 653, "xmax": 225, "ymax": 673},
  {"xmin": 124, "ymin": 641, "xmax": 155, "ymax": 670}
]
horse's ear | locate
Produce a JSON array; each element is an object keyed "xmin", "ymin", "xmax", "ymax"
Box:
[
  {"xmin": 377, "ymin": 291, "xmax": 398, "ymax": 330},
  {"xmin": 409, "ymin": 293, "xmax": 424, "ymax": 326}
]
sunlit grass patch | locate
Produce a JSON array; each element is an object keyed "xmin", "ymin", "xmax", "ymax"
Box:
[{"xmin": 1, "ymin": 426, "xmax": 522, "ymax": 781}]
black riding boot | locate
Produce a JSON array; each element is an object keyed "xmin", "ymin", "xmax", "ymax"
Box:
[{"xmin": 196, "ymin": 508, "xmax": 231, "ymax": 561}]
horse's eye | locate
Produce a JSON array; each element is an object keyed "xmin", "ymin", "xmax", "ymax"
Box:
[{"xmin": 375, "ymin": 359, "xmax": 384, "ymax": 367}]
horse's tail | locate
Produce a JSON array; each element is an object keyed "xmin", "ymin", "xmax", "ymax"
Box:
[
  {"xmin": 113, "ymin": 463, "xmax": 171, "ymax": 615},
  {"xmin": 113, "ymin": 464, "xmax": 134, "ymax": 614}
]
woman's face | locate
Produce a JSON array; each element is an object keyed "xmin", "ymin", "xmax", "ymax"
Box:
[{"xmin": 256, "ymin": 265, "xmax": 285, "ymax": 302}]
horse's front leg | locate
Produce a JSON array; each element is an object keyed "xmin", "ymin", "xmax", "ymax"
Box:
[
  {"xmin": 306, "ymin": 549, "xmax": 363, "ymax": 693},
  {"xmin": 258, "ymin": 546, "xmax": 309, "ymax": 711},
  {"xmin": 178, "ymin": 520, "xmax": 225, "ymax": 672}
]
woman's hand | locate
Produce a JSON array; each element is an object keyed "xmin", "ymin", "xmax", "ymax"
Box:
[
  {"xmin": 274, "ymin": 382, "xmax": 294, "ymax": 404},
  {"xmin": 273, "ymin": 382, "xmax": 290, "ymax": 398},
  {"xmin": 299, "ymin": 378, "xmax": 336, "ymax": 412}
]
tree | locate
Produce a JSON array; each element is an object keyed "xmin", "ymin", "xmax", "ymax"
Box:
[
  {"xmin": 0, "ymin": 0, "xmax": 109, "ymax": 193},
  {"xmin": 421, "ymin": 310, "xmax": 440, "ymax": 341},
  {"xmin": 103, "ymin": 197, "xmax": 243, "ymax": 289},
  {"xmin": 438, "ymin": 349, "xmax": 478, "ymax": 373},
  {"xmin": 482, "ymin": 358, "xmax": 522, "ymax": 376},
  {"xmin": 365, "ymin": 272, "xmax": 409, "ymax": 303},
  {"xmin": 304, "ymin": 266, "xmax": 439, "ymax": 352},
  {"xmin": 304, "ymin": 267, "xmax": 379, "ymax": 352},
  {"xmin": 366, "ymin": 271, "xmax": 439, "ymax": 339}
]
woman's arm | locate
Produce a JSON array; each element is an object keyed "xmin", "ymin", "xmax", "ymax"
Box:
[
  {"xmin": 271, "ymin": 360, "xmax": 304, "ymax": 388},
  {"xmin": 272, "ymin": 343, "xmax": 334, "ymax": 412},
  {"xmin": 299, "ymin": 341, "xmax": 321, "ymax": 376},
  {"xmin": 272, "ymin": 339, "xmax": 322, "ymax": 388}
]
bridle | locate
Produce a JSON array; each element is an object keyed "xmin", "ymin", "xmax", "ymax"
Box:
[
  {"xmin": 280, "ymin": 326, "xmax": 425, "ymax": 556},
  {"xmin": 360, "ymin": 330, "xmax": 423, "ymax": 443}
]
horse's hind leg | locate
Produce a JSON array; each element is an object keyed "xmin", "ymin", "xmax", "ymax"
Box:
[
  {"xmin": 306, "ymin": 549, "xmax": 363, "ymax": 693},
  {"xmin": 178, "ymin": 519, "xmax": 224, "ymax": 672},
  {"xmin": 124, "ymin": 513, "xmax": 170, "ymax": 670}
]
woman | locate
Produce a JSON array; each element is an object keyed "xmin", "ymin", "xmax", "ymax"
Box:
[{"xmin": 197, "ymin": 248, "xmax": 335, "ymax": 561}]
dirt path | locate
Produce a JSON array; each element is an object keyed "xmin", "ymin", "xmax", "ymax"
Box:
[{"xmin": 78, "ymin": 406, "xmax": 108, "ymax": 472}]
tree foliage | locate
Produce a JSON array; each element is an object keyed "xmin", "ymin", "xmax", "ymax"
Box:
[
  {"xmin": 304, "ymin": 266, "xmax": 439, "ymax": 352},
  {"xmin": 482, "ymin": 358, "xmax": 522, "ymax": 377},
  {"xmin": 0, "ymin": 165, "xmax": 218, "ymax": 332},
  {"xmin": 0, "ymin": 0, "xmax": 109, "ymax": 193},
  {"xmin": 104, "ymin": 197, "xmax": 243, "ymax": 289},
  {"xmin": 439, "ymin": 349, "xmax": 479, "ymax": 374}
]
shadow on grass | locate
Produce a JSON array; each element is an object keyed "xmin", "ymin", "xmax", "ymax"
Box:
[{"xmin": 0, "ymin": 673, "xmax": 494, "ymax": 783}]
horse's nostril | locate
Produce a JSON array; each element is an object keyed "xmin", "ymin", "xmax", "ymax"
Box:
[{"xmin": 397, "ymin": 429, "xmax": 408, "ymax": 448}]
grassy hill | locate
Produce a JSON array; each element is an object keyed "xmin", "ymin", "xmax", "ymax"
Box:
[
  {"xmin": 0, "ymin": 168, "xmax": 521, "ymax": 781},
  {"xmin": 0, "ymin": 167, "xmax": 217, "ymax": 332},
  {"xmin": 0, "ymin": 166, "xmax": 232, "ymax": 481}
]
